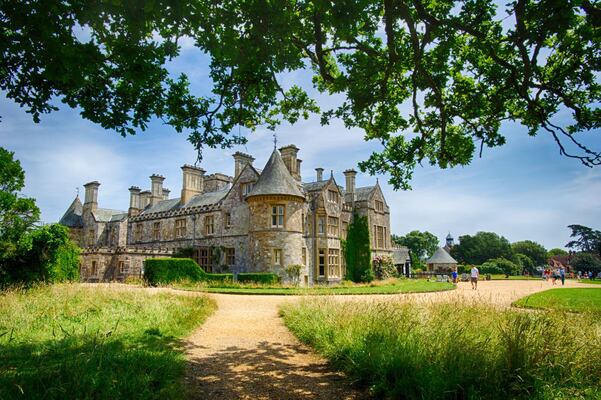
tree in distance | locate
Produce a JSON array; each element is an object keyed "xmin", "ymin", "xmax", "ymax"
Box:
[
  {"xmin": 1, "ymin": 1, "xmax": 600, "ymax": 189},
  {"xmin": 451, "ymin": 231, "xmax": 514, "ymax": 266},
  {"xmin": 392, "ymin": 230, "xmax": 438, "ymax": 269}
]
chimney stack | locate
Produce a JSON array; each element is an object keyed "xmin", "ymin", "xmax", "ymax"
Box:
[
  {"xmin": 233, "ymin": 152, "xmax": 255, "ymax": 179},
  {"xmin": 343, "ymin": 169, "xmax": 357, "ymax": 202},
  {"xmin": 315, "ymin": 167, "xmax": 324, "ymax": 181},
  {"xmin": 162, "ymin": 188, "xmax": 170, "ymax": 200},
  {"xmin": 128, "ymin": 186, "xmax": 141, "ymax": 216},
  {"xmin": 279, "ymin": 144, "xmax": 301, "ymax": 181},
  {"xmin": 83, "ymin": 181, "xmax": 100, "ymax": 214},
  {"xmin": 140, "ymin": 190, "xmax": 151, "ymax": 209},
  {"xmin": 181, "ymin": 165, "xmax": 205, "ymax": 205},
  {"xmin": 150, "ymin": 174, "xmax": 165, "ymax": 206}
]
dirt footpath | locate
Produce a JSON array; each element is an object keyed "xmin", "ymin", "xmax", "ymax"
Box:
[{"xmin": 183, "ymin": 280, "xmax": 597, "ymax": 399}]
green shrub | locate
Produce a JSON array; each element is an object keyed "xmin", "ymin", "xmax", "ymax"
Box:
[
  {"xmin": 238, "ymin": 272, "xmax": 280, "ymax": 284},
  {"xmin": 345, "ymin": 214, "xmax": 373, "ymax": 282},
  {"xmin": 481, "ymin": 257, "xmax": 521, "ymax": 275},
  {"xmin": 284, "ymin": 264, "xmax": 303, "ymax": 285},
  {"xmin": 144, "ymin": 258, "xmax": 205, "ymax": 285}
]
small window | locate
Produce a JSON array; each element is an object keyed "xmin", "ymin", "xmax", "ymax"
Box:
[
  {"xmin": 318, "ymin": 216, "xmax": 326, "ymax": 235},
  {"xmin": 205, "ymin": 215, "xmax": 214, "ymax": 235},
  {"xmin": 88, "ymin": 229, "xmax": 95, "ymax": 246},
  {"xmin": 242, "ymin": 182, "xmax": 254, "ymax": 195},
  {"xmin": 91, "ymin": 261, "xmax": 97, "ymax": 276},
  {"xmin": 328, "ymin": 190, "xmax": 338, "ymax": 203},
  {"xmin": 341, "ymin": 221, "xmax": 348, "ymax": 239},
  {"xmin": 225, "ymin": 248, "xmax": 235, "ymax": 266},
  {"xmin": 271, "ymin": 205, "xmax": 285, "ymax": 228},
  {"xmin": 318, "ymin": 249, "xmax": 325, "ymax": 276},
  {"xmin": 134, "ymin": 224, "xmax": 142, "ymax": 242},
  {"xmin": 198, "ymin": 247, "xmax": 213, "ymax": 272},
  {"xmin": 152, "ymin": 222, "xmax": 160, "ymax": 241},
  {"xmin": 328, "ymin": 249, "xmax": 340, "ymax": 277},
  {"xmin": 273, "ymin": 249, "xmax": 282, "ymax": 265},
  {"xmin": 328, "ymin": 216, "xmax": 339, "ymax": 236},
  {"xmin": 118, "ymin": 261, "xmax": 129, "ymax": 274},
  {"xmin": 375, "ymin": 200, "xmax": 384, "ymax": 212},
  {"xmin": 224, "ymin": 213, "xmax": 232, "ymax": 228},
  {"xmin": 302, "ymin": 247, "xmax": 307, "ymax": 265},
  {"xmin": 175, "ymin": 218, "xmax": 186, "ymax": 238}
]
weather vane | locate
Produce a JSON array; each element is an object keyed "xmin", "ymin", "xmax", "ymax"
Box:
[
  {"xmin": 273, "ymin": 132, "xmax": 277, "ymax": 150},
  {"xmin": 76, "ymin": 187, "xmax": 80, "ymax": 197}
]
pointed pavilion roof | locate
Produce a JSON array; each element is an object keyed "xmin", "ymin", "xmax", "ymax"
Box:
[
  {"xmin": 247, "ymin": 150, "xmax": 304, "ymax": 199},
  {"xmin": 426, "ymin": 247, "xmax": 457, "ymax": 264},
  {"xmin": 59, "ymin": 196, "xmax": 83, "ymax": 227}
]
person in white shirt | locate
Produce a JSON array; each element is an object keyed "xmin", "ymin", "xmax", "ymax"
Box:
[{"xmin": 470, "ymin": 266, "xmax": 479, "ymax": 290}]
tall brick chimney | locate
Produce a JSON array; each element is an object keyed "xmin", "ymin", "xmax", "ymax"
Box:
[
  {"xmin": 181, "ymin": 165, "xmax": 205, "ymax": 205},
  {"xmin": 150, "ymin": 174, "xmax": 165, "ymax": 206},
  {"xmin": 315, "ymin": 167, "xmax": 324, "ymax": 181},
  {"xmin": 279, "ymin": 144, "xmax": 301, "ymax": 181},
  {"xmin": 128, "ymin": 186, "xmax": 141, "ymax": 216},
  {"xmin": 233, "ymin": 152, "xmax": 255, "ymax": 179},
  {"xmin": 343, "ymin": 169, "xmax": 357, "ymax": 202},
  {"xmin": 83, "ymin": 181, "xmax": 100, "ymax": 214}
]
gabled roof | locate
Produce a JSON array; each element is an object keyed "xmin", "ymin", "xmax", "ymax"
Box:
[
  {"xmin": 426, "ymin": 247, "xmax": 457, "ymax": 264},
  {"xmin": 94, "ymin": 208, "xmax": 128, "ymax": 222},
  {"xmin": 247, "ymin": 150, "xmax": 304, "ymax": 199},
  {"xmin": 303, "ymin": 180, "xmax": 329, "ymax": 192},
  {"xmin": 141, "ymin": 198, "xmax": 181, "ymax": 214},
  {"xmin": 59, "ymin": 196, "xmax": 83, "ymax": 227}
]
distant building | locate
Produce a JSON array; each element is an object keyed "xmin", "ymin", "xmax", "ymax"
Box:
[
  {"xmin": 443, "ymin": 232, "xmax": 454, "ymax": 254},
  {"xmin": 426, "ymin": 247, "xmax": 457, "ymax": 273},
  {"xmin": 392, "ymin": 246, "xmax": 411, "ymax": 277},
  {"xmin": 59, "ymin": 145, "xmax": 393, "ymax": 285}
]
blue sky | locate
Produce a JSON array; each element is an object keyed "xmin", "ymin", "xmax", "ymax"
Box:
[{"xmin": 1, "ymin": 40, "xmax": 600, "ymax": 250}]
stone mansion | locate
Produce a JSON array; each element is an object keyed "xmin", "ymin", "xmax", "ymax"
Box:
[{"xmin": 59, "ymin": 145, "xmax": 392, "ymax": 285}]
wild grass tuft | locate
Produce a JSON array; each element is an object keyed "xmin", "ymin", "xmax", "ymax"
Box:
[
  {"xmin": 0, "ymin": 283, "xmax": 215, "ymax": 399},
  {"xmin": 281, "ymin": 298, "xmax": 601, "ymax": 399}
]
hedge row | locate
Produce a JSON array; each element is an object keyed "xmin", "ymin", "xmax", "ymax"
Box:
[
  {"xmin": 144, "ymin": 258, "xmax": 204, "ymax": 285},
  {"xmin": 143, "ymin": 258, "xmax": 279, "ymax": 285}
]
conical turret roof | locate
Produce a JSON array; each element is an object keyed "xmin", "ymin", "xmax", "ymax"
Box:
[
  {"xmin": 426, "ymin": 247, "xmax": 457, "ymax": 264},
  {"xmin": 247, "ymin": 150, "xmax": 304, "ymax": 199}
]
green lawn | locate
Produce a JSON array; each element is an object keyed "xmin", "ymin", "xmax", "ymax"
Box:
[
  {"xmin": 281, "ymin": 298, "xmax": 601, "ymax": 399},
  {"xmin": 174, "ymin": 278, "xmax": 454, "ymax": 295},
  {"xmin": 577, "ymin": 279, "xmax": 601, "ymax": 284},
  {"xmin": 0, "ymin": 284, "xmax": 215, "ymax": 400},
  {"xmin": 513, "ymin": 288, "xmax": 601, "ymax": 313}
]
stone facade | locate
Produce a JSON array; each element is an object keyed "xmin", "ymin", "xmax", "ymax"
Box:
[{"xmin": 59, "ymin": 144, "xmax": 393, "ymax": 285}]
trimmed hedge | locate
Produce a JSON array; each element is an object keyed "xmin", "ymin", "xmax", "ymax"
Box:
[
  {"xmin": 205, "ymin": 273, "xmax": 233, "ymax": 282},
  {"xmin": 144, "ymin": 258, "xmax": 204, "ymax": 285},
  {"xmin": 237, "ymin": 272, "xmax": 280, "ymax": 284}
]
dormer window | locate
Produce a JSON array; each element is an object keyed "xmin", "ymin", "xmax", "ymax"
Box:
[
  {"xmin": 242, "ymin": 182, "xmax": 254, "ymax": 195},
  {"xmin": 375, "ymin": 200, "xmax": 384, "ymax": 212},
  {"xmin": 328, "ymin": 190, "xmax": 338, "ymax": 203},
  {"xmin": 271, "ymin": 205, "xmax": 285, "ymax": 228}
]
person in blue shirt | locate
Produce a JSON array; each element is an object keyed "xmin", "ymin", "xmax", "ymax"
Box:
[
  {"xmin": 559, "ymin": 266, "xmax": 566, "ymax": 286},
  {"xmin": 451, "ymin": 269, "xmax": 458, "ymax": 285}
]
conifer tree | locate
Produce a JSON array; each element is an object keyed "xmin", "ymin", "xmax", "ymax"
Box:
[{"xmin": 345, "ymin": 214, "xmax": 373, "ymax": 283}]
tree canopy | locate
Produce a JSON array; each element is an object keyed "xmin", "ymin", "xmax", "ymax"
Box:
[
  {"xmin": 547, "ymin": 248, "xmax": 568, "ymax": 258},
  {"xmin": 451, "ymin": 231, "xmax": 514, "ymax": 265},
  {"xmin": 0, "ymin": 147, "xmax": 40, "ymax": 262},
  {"xmin": 2, "ymin": 0, "xmax": 599, "ymax": 188},
  {"xmin": 566, "ymin": 224, "xmax": 601, "ymax": 257},
  {"xmin": 511, "ymin": 240, "xmax": 547, "ymax": 266},
  {"xmin": 392, "ymin": 230, "xmax": 438, "ymax": 267}
]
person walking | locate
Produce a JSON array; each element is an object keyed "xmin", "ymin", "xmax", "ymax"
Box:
[
  {"xmin": 559, "ymin": 266, "xmax": 566, "ymax": 286},
  {"xmin": 451, "ymin": 269, "xmax": 458, "ymax": 285},
  {"xmin": 470, "ymin": 266, "xmax": 479, "ymax": 290}
]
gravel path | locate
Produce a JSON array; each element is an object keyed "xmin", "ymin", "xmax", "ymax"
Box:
[{"xmin": 183, "ymin": 280, "xmax": 597, "ymax": 399}]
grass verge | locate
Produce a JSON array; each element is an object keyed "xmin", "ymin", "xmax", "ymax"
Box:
[
  {"xmin": 173, "ymin": 278, "xmax": 454, "ymax": 295},
  {"xmin": 513, "ymin": 288, "xmax": 601, "ymax": 313},
  {"xmin": 0, "ymin": 284, "xmax": 215, "ymax": 399},
  {"xmin": 280, "ymin": 298, "xmax": 601, "ymax": 399}
]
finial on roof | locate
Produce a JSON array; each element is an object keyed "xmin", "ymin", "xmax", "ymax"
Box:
[
  {"xmin": 330, "ymin": 170, "xmax": 334, "ymax": 178},
  {"xmin": 76, "ymin": 187, "xmax": 80, "ymax": 198},
  {"xmin": 273, "ymin": 132, "xmax": 278, "ymax": 150}
]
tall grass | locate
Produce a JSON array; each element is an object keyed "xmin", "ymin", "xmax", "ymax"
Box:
[
  {"xmin": 281, "ymin": 299, "xmax": 601, "ymax": 399},
  {"xmin": 0, "ymin": 284, "xmax": 215, "ymax": 399}
]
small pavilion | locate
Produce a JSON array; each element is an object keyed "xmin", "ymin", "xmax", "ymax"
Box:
[{"xmin": 426, "ymin": 247, "xmax": 458, "ymax": 273}]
